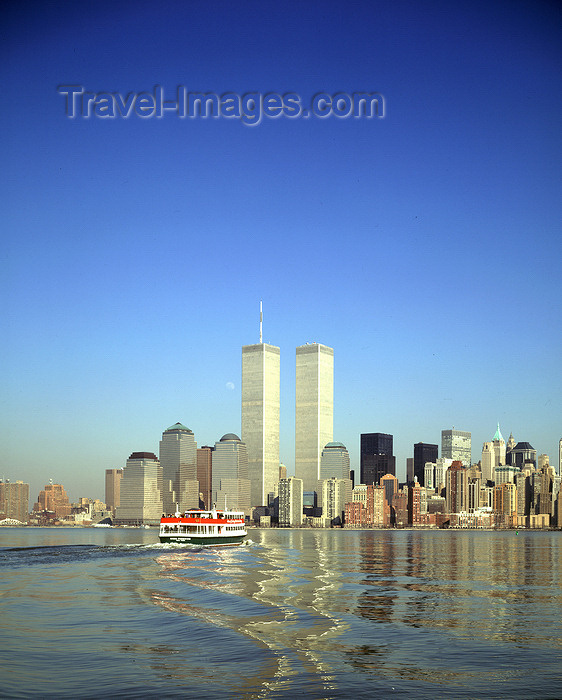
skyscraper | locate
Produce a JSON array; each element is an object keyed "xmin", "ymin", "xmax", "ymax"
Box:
[
  {"xmin": 424, "ymin": 457, "xmax": 453, "ymax": 491},
  {"xmin": 105, "ymin": 469, "xmax": 123, "ymax": 513},
  {"xmin": 320, "ymin": 477, "xmax": 352, "ymax": 527},
  {"xmin": 0, "ymin": 480, "xmax": 29, "ymax": 522},
  {"xmin": 278, "ymin": 476, "xmax": 303, "ymax": 527},
  {"xmin": 441, "ymin": 429, "xmax": 471, "ymax": 467},
  {"xmin": 115, "ymin": 452, "xmax": 163, "ymax": 525},
  {"xmin": 33, "ymin": 482, "xmax": 71, "ymax": 519},
  {"xmin": 295, "ymin": 343, "xmax": 334, "ymax": 493},
  {"xmin": 492, "ymin": 423, "xmax": 507, "ymax": 466},
  {"xmin": 446, "ymin": 461, "xmax": 468, "ymax": 514},
  {"xmin": 159, "ymin": 422, "xmax": 198, "ymax": 513},
  {"xmin": 481, "ymin": 425, "xmax": 506, "ymax": 483},
  {"xmin": 413, "ymin": 442, "xmax": 438, "ymax": 486},
  {"xmin": 242, "ymin": 337, "xmax": 280, "ymax": 509},
  {"xmin": 509, "ymin": 442, "xmax": 537, "ymax": 469},
  {"xmin": 211, "ymin": 434, "xmax": 251, "ymax": 516},
  {"xmin": 406, "ymin": 458, "xmax": 414, "ymax": 484},
  {"xmin": 197, "ymin": 446, "xmax": 213, "ymax": 509},
  {"xmin": 320, "ymin": 442, "xmax": 350, "ymax": 481},
  {"xmin": 380, "ymin": 473, "xmax": 399, "ymax": 526},
  {"xmin": 360, "ymin": 433, "xmax": 395, "ymax": 485},
  {"xmin": 481, "ymin": 442, "xmax": 495, "ymax": 483},
  {"xmin": 506, "ymin": 432, "xmax": 517, "ymax": 463}
]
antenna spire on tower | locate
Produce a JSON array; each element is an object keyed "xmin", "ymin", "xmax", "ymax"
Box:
[{"xmin": 259, "ymin": 300, "xmax": 263, "ymax": 343}]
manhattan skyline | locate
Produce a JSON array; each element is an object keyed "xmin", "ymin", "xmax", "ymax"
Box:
[{"xmin": 2, "ymin": 1, "xmax": 561, "ymax": 503}]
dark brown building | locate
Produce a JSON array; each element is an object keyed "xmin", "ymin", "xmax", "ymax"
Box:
[
  {"xmin": 197, "ymin": 446, "xmax": 213, "ymax": 509},
  {"xmin": 105, "ymin": 469, "xmax": 123, "ymax": 513}
]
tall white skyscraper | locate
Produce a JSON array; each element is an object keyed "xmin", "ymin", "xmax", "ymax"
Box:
[
  {"xmin": 241, "ymin": 312, "xmax": 280, "ymax": 509},
  {"xmin": 295, "ymin": 343, "xmax": 334, "ymax": 493},
  {"xmin": 159, "ymin": 423, "xmax": 198, "ymax": 513}
]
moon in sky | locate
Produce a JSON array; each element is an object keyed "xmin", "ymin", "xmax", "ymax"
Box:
[{"xmin": 226, "ymin": 382, "xmax": 235, "ymax": 390}]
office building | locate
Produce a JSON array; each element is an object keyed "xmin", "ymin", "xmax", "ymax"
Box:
[
  {"xmin": 492, "ymin": 423, "xmax": 507, "ymax": 468},
  {"xmin": 559, "ymin": 438, "xmax": 562, "ymax": 475},
  {"xmin": 320, "ymin": 442, "xmax": 350, "ymax": 481},
  {"xmin": 446, "ymin": 461, "xmax": 468, "ymax": 513},
  {"xmin": 278, "ymin": 476, "xmax": 303, "ymax": 527},
  {"xmin": 33, "ymin": 482, "xmax": 71, "ymax": 519},
  {"xmin": 0, "ymin": 480, "xmax": 29, "ymax": 522},
  {"xmin": 481, "ymin": 442, "xmax": 495, "ymax": 483},
  {"xmin": 367, "ymin": 484, "xmax": 386, "ymax": 526},
  {"xmin": 482, "ymin": 424, "xmax": 507, "ymax": 483},
  {"xmin": 159, "ymin": 423, "xmax": 198, "ymax": 513},
  {"xmin": 509, "ymin": 442, "xmax": 537, "ymax": 469},
  {"xmin": 468, "ymin": 474, "xmax": 481, "ymax": 512},
  {"xmin": 295, "ymin": 343, "xmax": 334, "ymax": 493},
  {"xmin": 115, "ymin": 452, "xmax": 163, "ymax": 525},
  {"xmin": 424, "ymin": 457, "xmax": 453, "ymax": 492},
  {"xmin": 105, "ymin": 469, "xmax": 123, "ymax": 513},
  {"xmin": 242, "ymin": 340, "xmax": 280, "ymax": 508},
  {"xmin": 351, "ymin": 483, "xmax": 368, "ymax": 507},
  {"xmin": 435, "ymin": 457, "xmax": 453, "ymax": 491},
  {"xmin": 393, "ymin": 489, "xmax": 409, "ymax": 527},
  {"xmin": 413, "ymin": 442, "xmax": 438, "ymax": 486},
  {"xmin": 406, "ymin": 457, "xmax": 414, "ymax": 484},
  {"xmin": 360, "ymin": 433, "xmax": 395, "ymax": 485},
  {"xmin": 211, "ymin": 434, "xmax": 251, "ymax": 516},
  {"xmin": 320, "ymin": 477, "xmax": 352, "ymax": 526},
  {"xmin": 441, "ymin": 429, "xmax": 471, "ymax": 467},
  {"xmin": 506, "ymin": 432, "xmax": 517, "ymax": 463},
  {"xmin": 494, "ymin": 482, "xmax": 517, "ymax": 526},
  {"xmin": 494, "ymin": 465, "xmax": 521, "ymax": 485},
  {"xmin": 379, "ymin": 474, "xmax": 398, "ymax": 526},
  {"xmin": 303, "ymin": 491, "xmax": 318, "ymax": 517},
  {"xmin": 197, "ymin": 446, "xmax": 213, "ymax": 509},
  {"xmin": 408, "ymin": 482, "xmax": 422, "ymax": 526}
]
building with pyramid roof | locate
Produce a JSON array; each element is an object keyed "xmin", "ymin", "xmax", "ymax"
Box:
[
  {"xmin": 160, "ymin": 422, "xmax": 198, "ymax": 514},
  {"xmin": 481, "ymin": 423, "xmax": 506, "ymax": 483}
]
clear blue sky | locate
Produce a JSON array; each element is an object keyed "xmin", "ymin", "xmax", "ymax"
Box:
[{"xmin": 2, "ymin": 0, "xmax": 561, "ymax": 503}]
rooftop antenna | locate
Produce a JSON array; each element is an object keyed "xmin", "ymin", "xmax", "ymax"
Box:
[{"xmin": 259, "ymin": 299, "xmax": 263, "ymax": 344}]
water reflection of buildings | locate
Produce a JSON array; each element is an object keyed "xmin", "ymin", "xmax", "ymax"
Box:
[
  {"xmin": 152, "ymin": 530, "xmax": 358, "ymax": 698},
  {"xmin": 149, "ymin": 529, "xmax": 562, "ymax": 696},
  {"xmin": 354, "ymin": 530, "xmax": 562, "ymax": 649},
  {"xmin": 356, "ymin": 532, "xmax": 397, "ymax": 624}
]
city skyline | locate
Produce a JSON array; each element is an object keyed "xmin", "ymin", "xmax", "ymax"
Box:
[
  {"xmin": 2, "ymin": 310, "xmax": 560, "ymax": 504},
  {"xmin": 3, "ymin": 2, "xmax": 560, "ymax": 504},
  {"xmin": 10, "ymin": 366, "xmax": 560, "ymax": 507}
]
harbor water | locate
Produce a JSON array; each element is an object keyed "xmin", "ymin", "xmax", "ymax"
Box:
[{"xmin": 1, "ymin": 527, "xmax": 561, "ymax": 698}]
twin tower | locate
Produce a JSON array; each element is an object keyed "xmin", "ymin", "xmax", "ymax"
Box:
[{"xmin": 241, "ymin": 341, "xmax": 334, "ymax": 507}]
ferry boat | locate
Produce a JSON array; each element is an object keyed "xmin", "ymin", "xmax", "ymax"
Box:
[{"xmin": 159, "ymin": 508, "xmax": 247, "ymax": 546}]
